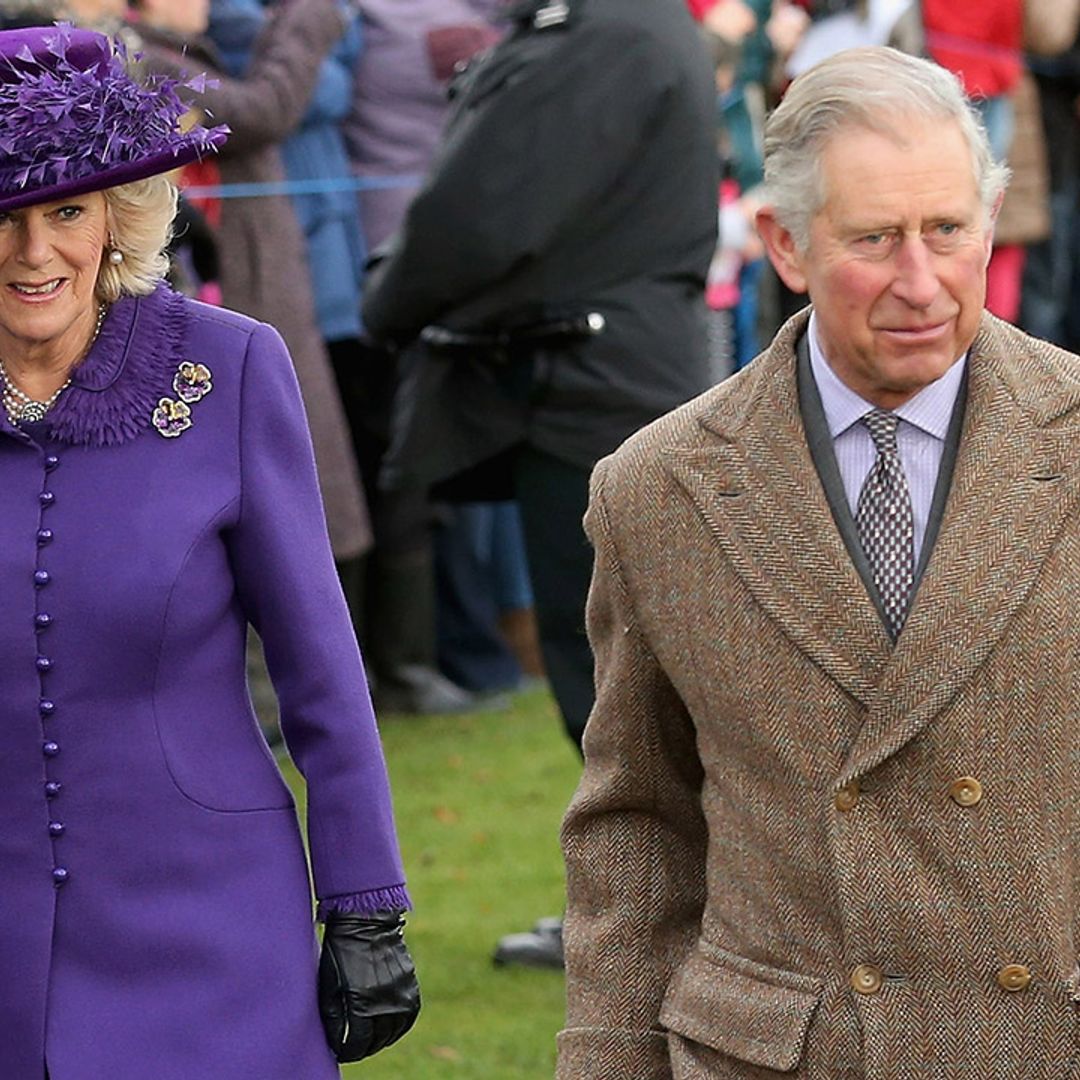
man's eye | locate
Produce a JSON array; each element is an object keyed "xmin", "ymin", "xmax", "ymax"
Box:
[{"xmin": 937, "ymin": 222, "xmax": 959, "ymax": 236}]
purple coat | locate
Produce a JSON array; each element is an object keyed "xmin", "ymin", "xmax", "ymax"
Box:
[{"xmin": 0, "ymin": 286, "xmax": 408, "ymax": 1079}]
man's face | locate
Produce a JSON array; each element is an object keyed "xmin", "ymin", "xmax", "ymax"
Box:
[{"xmin": 759, "ymin": 117, "xmax": 993, "ymax": 409}]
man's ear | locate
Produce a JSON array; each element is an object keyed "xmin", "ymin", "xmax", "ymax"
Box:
[
  {"xmin": 984, "ymin": 190, "xmax": 1005, "ymax": 266},
  {"xmin": 755, "ymin": 207, "xmax": 809, "ymax": 294}
]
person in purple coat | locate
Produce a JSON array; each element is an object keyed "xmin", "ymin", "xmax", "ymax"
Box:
[{"xmin": 0, "ymin": 24, "xmax": 419, "ymax": 1079}]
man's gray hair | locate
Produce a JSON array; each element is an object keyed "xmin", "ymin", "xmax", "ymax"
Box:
[{"xmin": 763, "ymin": 47, "xmax": 1011, "ymax": 250}]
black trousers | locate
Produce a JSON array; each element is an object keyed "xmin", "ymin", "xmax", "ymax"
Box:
[{"xmin": 514, "ymin": 447, "xmax": 593, "ymax": 754}]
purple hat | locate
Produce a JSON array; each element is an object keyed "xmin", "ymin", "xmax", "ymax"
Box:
[{"xmin": 0, "ymin": 23, "xmax": 228, "ymax": 213}]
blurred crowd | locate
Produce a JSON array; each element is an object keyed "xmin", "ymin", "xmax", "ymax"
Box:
[
  {"xmin": 694, "ymin": 0, "xmax": 1080, "ymax": 373},
  {"xmin": 0, "ymin": 0, "xmax": 1076, "ymax": 976},
  {"xmin": 1, "ymin": 0, "xmax": 1074, "ymax": 730}
]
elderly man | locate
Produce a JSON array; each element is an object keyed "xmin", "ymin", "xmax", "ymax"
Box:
[{"xmin": 558, "ymin": 45, "xmax": 1080, "ymax": 1079}]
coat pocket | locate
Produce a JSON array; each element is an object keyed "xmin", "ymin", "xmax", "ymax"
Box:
[{"xmin": 659, "ymin": 940, "xmax": 824, "ymax": 1072}]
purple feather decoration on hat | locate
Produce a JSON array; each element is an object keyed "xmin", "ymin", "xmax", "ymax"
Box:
[{"xmin": 0, "ymin": 23, "xmax": 228, "ymax": 197}]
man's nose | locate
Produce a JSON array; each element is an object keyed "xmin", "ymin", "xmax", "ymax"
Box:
[{"xmin": 890, "ymin": 236, "xmax": 938, "ymax": 308}]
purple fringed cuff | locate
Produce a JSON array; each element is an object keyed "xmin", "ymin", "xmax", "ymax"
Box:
[{"xmin": 316, "ymin": 884, "xmax": 413, "ymax": 922}]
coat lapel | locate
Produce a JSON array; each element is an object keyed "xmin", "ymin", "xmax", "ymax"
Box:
[
  {"xmin": 839, "ymin": 319, "xmax": 1080, "ymax": 783},
  {"xmin": 665, "ymin": 312, "xmax": 891, "ymax": 709}
]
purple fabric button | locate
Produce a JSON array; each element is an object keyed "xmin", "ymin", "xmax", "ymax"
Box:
[
  {"xmin": 48, "ymin": 821, "xmax": 65, "ymax": 837},
  {"xmin": 39, "ymin": 491, "xmax": 55, "ymax": 507},
  {"xmin": 34, "ymin": 570, "xmax": 50, "ymax": 587},
  {"xmin": 42, "ymin": 741, "xmax": 59, "ymax": 757},
  {"xmin": 36, "ymin": 656, "xmax": 52, "ymax": 673},
  {"xmin": 36, "ymin": 528, "xmax": 53, "ymax": 545},
  {"xmin": 44, "ymin": 780, "xmax": 62, "ymax": 798},
  {"xmin": 39, "ymin": 699, "xmax": 55, "ymax": 716},
  {"xmin": 34, "ymin": 613, "xmax": 52, "ymax": 630},
  {"xmin": 52, "ymin": 867, "xmax": 69, "ymax": 885},
  {"xmin": 44, "ymin": 455, "xmax": 59, "ymax": 471}
]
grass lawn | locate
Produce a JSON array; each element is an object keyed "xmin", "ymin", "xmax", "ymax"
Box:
[{"xmin": 279, "ymin": 684, "xmax": 581, "ymax": 1079}]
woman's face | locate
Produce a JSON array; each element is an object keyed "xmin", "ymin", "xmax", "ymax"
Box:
[
  {"xmin": 65, "ymin": 0, "xmax": 129, "ymax": 22},
  {"xmin": 138, "ymin": 0, "xmax": 211, "ymax": 37},
  {"xmin": 0, "ymin": 193, "xmax": 109, "ymax": 363}
]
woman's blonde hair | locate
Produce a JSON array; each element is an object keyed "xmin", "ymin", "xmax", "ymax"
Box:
[{"xmin": 97, "ymin": 174, "xmax": 179, "ymax": 303}]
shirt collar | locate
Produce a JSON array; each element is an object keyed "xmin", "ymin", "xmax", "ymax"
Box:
[{"xmin": 808, "ymin": 310, "xmax": 967, "ymax": 441}]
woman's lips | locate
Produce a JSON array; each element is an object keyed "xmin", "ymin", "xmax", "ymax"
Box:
[{"xmin": 7, "ymin": 278, "xmax": 65, "ymax": 300}]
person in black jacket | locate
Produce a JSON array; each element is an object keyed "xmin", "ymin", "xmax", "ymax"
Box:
[{"xmin": 362, "ymin": 0, "xmax": 718, "ymax": 967}]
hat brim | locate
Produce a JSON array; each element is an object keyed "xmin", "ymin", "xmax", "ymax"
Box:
[{"xmin": 0, "ymin": 126, "xmax": 228, "ymax": 213}]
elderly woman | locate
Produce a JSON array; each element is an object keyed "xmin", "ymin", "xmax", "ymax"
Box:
[{"xmin": 0, "ymin": 24, "xmax": 418, "ymax": 1080}]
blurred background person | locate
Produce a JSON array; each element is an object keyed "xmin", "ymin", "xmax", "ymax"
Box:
[
  {"xmin": 1020, "ymin": 4, "xmax": 1080, "ymax": 347},
  {"xmin": 341, "ymin": 0, "xmax": 520, "ymax": 715},
  {"xmin": 205, "ymin": 0, "xmax": 374, "ymax": 650},
  {"xmin": 126, "ymin": 0, "xmax": 370, "ymax": 576},
  {"xmin": 362, "ymin": 0, "xmax": 719, "ymax": 967},
  {"xmin": 123, "ymin": 0, "xmax": 372, "ymax": 730}
]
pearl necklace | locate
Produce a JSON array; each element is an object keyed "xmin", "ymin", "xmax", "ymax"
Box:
[{"xmin": 0, "ymin": 303, "xmax": 107, "ymax": 425}]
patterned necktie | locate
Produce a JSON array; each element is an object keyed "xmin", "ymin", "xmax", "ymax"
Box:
[{"xmin": 855, "ymin": 409, "xmax": 915, "ymax": 639}]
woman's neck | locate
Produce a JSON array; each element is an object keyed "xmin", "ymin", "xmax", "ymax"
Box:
[{"xmin": 0, "ymin": 304, "xmax": 104, "ymax": 401}]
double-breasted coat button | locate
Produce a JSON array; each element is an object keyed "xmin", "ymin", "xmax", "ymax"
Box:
[
  {"xmin": 42, "ymin": 741, "xmax": 59, "ymax": 757},
  {"xmin": 835, "ymin": 781, "xmax": 860, "ymax": 812},
  {"xmin": 34, "ymin": 569, "xmax": 50, "ymax": 587},
  {"xmin": 851, "ymin": 964, "xmax": 884, "ymax": 994},
  {"xmin": 949, "ymin": 777, "xmax": 983, "ymax": 807},
  {"xmin": 43, "ymin": 454, "xmax": 59, "ymax": 471},
  {"xmin": 39, "ymin": 491, "xmax": 54, "ymax": 507},
  {"xmin": 36, "ymin": 528, "xmax": 53, "ymax": 545},
  {"xmin": 35, "ymin": 612, "xmax": 52, "ymax": 631},
  {"xmin": 36, "ymin": 656, "xmax": 52, "ymax": 673},
  {"xmin": 39, "ymin": 699, "xmax": 55, "ymax": 716},
  {"xmin": 997, "ymin": 964, "xmax": 1032, "ymax": 992},
  {"xmin": 44, "ymin": 780, "xmax": 62, "ymax": 798},
  {"xmin": 52, "ymin": 867, "xmax": 69, "ymax": 886},
  {"xmin": 48, "ymin": 821, "xmax": 65, "ymax": 837}
]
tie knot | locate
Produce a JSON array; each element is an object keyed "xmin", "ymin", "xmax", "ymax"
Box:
[{"xmin": 862, "ymin": 408, "xmax": 899, "ymax": 455}]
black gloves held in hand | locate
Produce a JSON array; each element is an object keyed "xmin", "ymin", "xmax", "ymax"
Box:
[{"xmin": 317, "ymin": 909, "xmax": 421, "ymax": 1063}]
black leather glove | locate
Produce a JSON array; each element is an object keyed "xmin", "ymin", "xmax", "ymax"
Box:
[{"xmin": 317, "ymin": 909, "xmax": 421, "ymax": 1063}]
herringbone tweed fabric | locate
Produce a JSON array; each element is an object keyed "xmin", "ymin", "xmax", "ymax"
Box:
[{"xmin": 558, "ymin": 307, "xmax": 1080, "ymax": 1079}]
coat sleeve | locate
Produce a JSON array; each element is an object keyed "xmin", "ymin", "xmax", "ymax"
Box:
[
  {"xmin": 152, "ymin": 0, "xmax": 346, "ymax": 157},
  {"xmin": 557, "ymin": 459, "xmax": 708, "ymax": 1080},
  {"xmin": 225, "ymin": 321, "xmax": 409, "ymax": 911},
  {"xmin": 361, "ymin": 21, "xmax": 684, "ymax": 341}
]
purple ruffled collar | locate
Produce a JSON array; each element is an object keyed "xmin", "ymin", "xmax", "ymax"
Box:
[{"xmin": 42, "ymin": 282, "xmax": 186, "ymax": 447}]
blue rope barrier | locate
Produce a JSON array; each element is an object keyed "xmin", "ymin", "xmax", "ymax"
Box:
[{"xmin": 181, "ymin": 174, "xmax": 424, "ymax": 200}]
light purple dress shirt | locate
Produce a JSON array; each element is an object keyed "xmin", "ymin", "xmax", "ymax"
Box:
[{"xmin": 807, "ymin": 313, "xmax": 966, "ymax": 565}]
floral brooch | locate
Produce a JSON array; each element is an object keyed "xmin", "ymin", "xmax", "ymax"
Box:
[{"xmin": 153, "ymin": 362, "xmax": 213, "ymax": 438}]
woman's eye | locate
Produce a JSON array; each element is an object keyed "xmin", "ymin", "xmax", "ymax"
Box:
[{"xmin": 56, "ymin": 205, "xmax": 82, "ymax": 220}]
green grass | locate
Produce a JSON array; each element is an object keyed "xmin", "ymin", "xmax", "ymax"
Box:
[{"xmin": 279, "ymin": 685, "xmax": 581, "ymax": 1079}]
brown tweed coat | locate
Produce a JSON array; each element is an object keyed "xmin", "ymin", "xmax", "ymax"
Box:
[{"xmin": 558, "ymin": 307, "xmax": 1080, "ymax": 1079}]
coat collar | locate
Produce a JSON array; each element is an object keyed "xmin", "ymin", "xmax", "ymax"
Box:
[
  {"xmin": 665, "ymin": 308, "xmax": 1080, "ymax": 780},
  {"xmin": 0, "ymin": 283, "xmax": 187, "ymax": 448}
]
